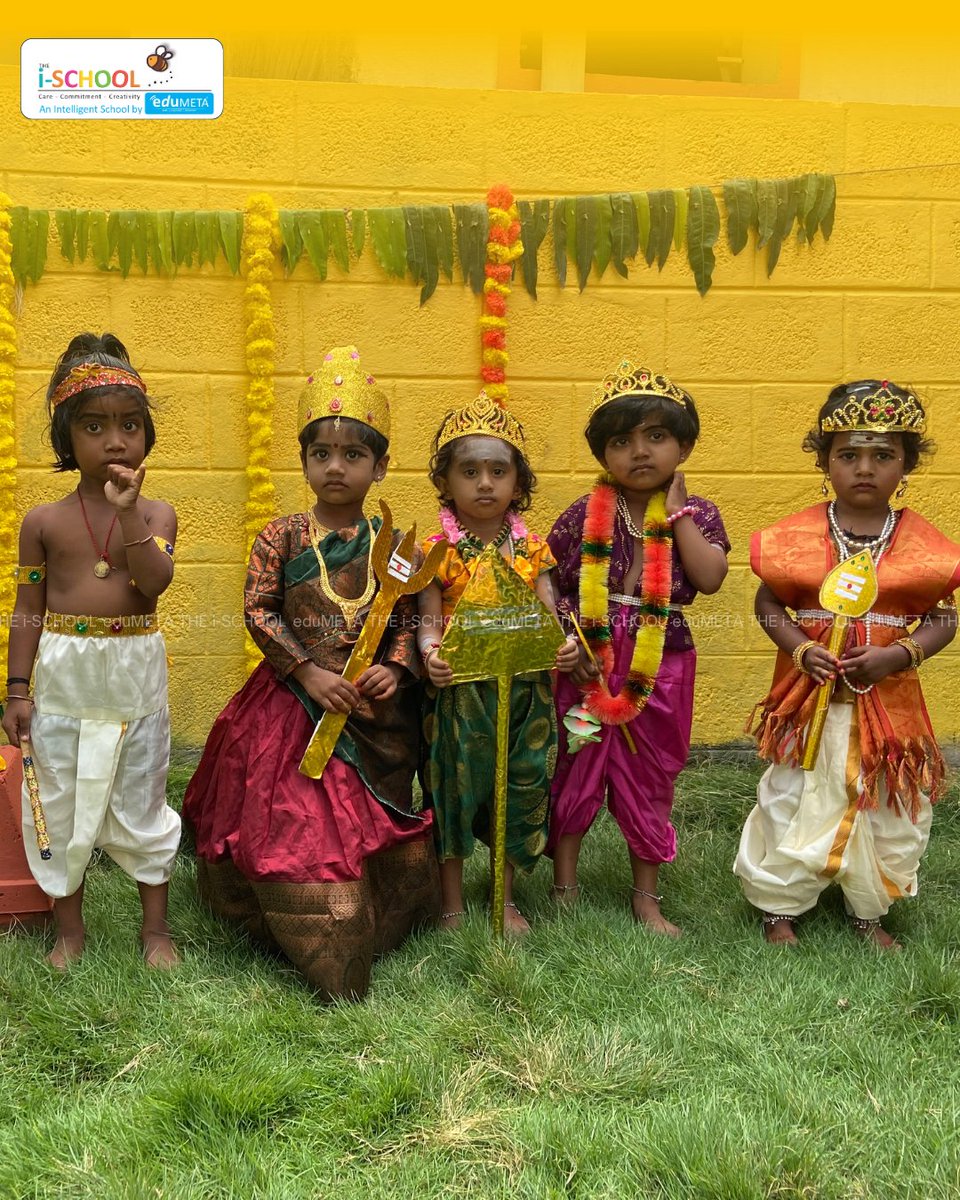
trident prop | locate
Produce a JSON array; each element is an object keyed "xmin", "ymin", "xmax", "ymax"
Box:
[
  {"xmin": 438, "ymin": 545, "xmax": 565, "ymax": 938},
  {"xmin": 299, "ymin": 500, "xmax": 447, "ymax": 779},
  {"xmin": 19, "ymin": 738, "xmax": 52, "ymax": 860},
  {"xmin": 801, "ymin": 549, "xmax": 879, "ymax": 771}
]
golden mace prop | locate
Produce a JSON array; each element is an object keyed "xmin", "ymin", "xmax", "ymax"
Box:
[
  {"xmin": 437, "ymin": 545, "xmax": 565, "ymax": 938},
  {"xmin": 801, "ymin": 549, "xmax": 878, "ymax": 771},
  {"xmin": 299, "ymin": 500, "xmax": 447, "ymax": 779}
]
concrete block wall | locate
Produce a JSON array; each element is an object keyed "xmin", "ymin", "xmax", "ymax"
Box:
[{"xmin": 2, "ymin": 69, "xmax": 959, "ymax": 744}]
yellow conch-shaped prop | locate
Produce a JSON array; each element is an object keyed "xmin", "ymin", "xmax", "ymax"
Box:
[
  {"xmin": 801, "ymin": 549, "xmax": 879, "ymax": 771},
  {"xmin": 298, "ymin": 500, "xmax": 447, "ymax": 779}
]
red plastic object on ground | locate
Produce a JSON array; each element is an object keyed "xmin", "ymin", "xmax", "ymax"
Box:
[{"xmin": 0, "ymin": 746, "xmax": 53, "ymax": 928}]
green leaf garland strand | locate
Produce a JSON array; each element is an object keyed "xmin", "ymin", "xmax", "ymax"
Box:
[{"xmin": 15, "ymin": 176, "xmax": 835, "ymax": 296}]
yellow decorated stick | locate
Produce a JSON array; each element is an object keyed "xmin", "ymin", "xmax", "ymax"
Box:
[
  {"xmin": 299, "ymin": 499, "xmax": 447, "ymax": 778},
  {"xmin": 438, "ymin": 545, "xmax": 565, "ymax": 938},
  {"xmin": 19, "ymin": 737, "xmax": 52, "ymax": 860},
  {"xmin": 801, "ymin": 549, "xmax": 879, "ymax": 771}
]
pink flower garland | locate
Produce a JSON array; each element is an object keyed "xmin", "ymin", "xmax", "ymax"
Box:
[{"xmin": 439, "ymin": 505, "xmax": 527, "ymax": 544}]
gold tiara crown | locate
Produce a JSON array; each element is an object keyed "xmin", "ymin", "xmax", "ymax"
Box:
[
  {"xmin": 435, "ymin": 391, "xmax": 526, "ymax": 454},
  {"xmin": 588, "ymin": 360, "xmax": 689, "ymax": 419},
  {"xmin": 298, "ymin": 346, "xmax": 390, "ymax": 440},
  {"xmin": 820, "ymin": 382, "xmax": 926, "ymax": 436}
]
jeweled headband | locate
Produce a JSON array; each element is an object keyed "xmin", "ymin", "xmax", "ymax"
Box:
[
  {"xmin": 51, "ymin": 362, "xmax": 146, "ymax": 408},
  {"xmin": 820, "ymin": 381, "xmax": 927, "ymax": 436}
]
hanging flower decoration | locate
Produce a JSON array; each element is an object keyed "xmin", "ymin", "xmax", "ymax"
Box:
[
  {"xmin": 0, "ymin": 195, "xmax": 18, "ymax": 678},
  {"xmin": 481, "ymin": 185, "xmax": 523, "ymax": 404},
  {"xmin": 242, "ymin": 193, "xmax": 279, "ymax": 675}
]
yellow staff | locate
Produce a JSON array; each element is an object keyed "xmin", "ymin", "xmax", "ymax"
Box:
[
  {"xmin": 801, "ymin": 549, "xmax": 878, "ymax": 771},
  {"xmin": 19, "ymin": 738, "xmax": 52, "ymax": 860},
  {"xmin": 299, "ymin": 499, "xmax": 447, "ymax": 779}
]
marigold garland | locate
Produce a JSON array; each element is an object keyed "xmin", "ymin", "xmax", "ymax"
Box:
[
  {"xmin": 578, "ymin": 482, "xmax": 672, "ymax": 724},
  {"xmin": 242, "ymin": 193, "xmax": 279, "ymax": 674},
  {"xmin": 0, "ymin": 195, "xmax": 18, "ymax": 679},
  {"xmin": 481, "ymin": 185, "xmax": 523, "ymax": 403}
]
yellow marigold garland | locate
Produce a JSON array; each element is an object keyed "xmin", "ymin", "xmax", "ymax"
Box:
[
  {"xmin": 481, "ymin": 185, "xmax": 523, "ymax": 404},
  {"xmin": 242, "ymin": 193, "xmax": 279, "ymax": 674},
  {"xmin": 0, "ymin": 195, "xmax": 18, "ymax": 679}
]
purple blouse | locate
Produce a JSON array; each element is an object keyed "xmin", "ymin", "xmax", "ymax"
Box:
[{"xmin": 547, "ymin": 493, "xmax": 730, "ymax": 652}]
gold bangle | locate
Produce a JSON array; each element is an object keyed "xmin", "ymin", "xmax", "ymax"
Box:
[
  {"xmin": 3, "ymin": 694, "xmax": 34, "ymax": 704},
  {"xmin": 122, "ymin": 534, "xmax": 154, "ymax": 547},
  {"xmin": 792, "ymin": 640, "xmax": 819, "ymax": 674},
  {"xmin": 894, "ymin": 636, "xmax": 924, "ymax": 669}
]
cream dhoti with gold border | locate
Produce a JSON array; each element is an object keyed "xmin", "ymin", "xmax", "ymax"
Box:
[
  {"xmin": 734, "ymin": 700, "xmax": 932, "ymax": 921},
  {"xmin": 22, "ymin": 622, "xmax": 180, "ymax": 899}
]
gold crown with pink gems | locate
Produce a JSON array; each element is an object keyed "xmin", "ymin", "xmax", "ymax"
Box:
[
  {"xmin": 588, "ymin": 360, "xmax": 690, "ymax": 420},
  {"xmin": 298, "ymin": 346, "xmax": 390, "ymax": 440},
  {"xmin": 820, "ymin": 381, "xmax": 927, "ymax": 436}
]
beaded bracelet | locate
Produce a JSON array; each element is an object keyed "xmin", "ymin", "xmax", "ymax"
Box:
[
  {"xmin": 666, "ymin": 505, "xmax": 695, "ymax": 525},
  {"xmin": 893, "ymin": 635, "xmax": 925, "ymax": 670},
  {"xmin": 792, "ymin": 640, "xmax": 819, "ymax": 674}
]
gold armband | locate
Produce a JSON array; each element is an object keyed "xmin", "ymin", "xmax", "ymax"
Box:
[
  {"xmin": 936, "ymin": 592, "xmax": 957, "ymax": 610},
  {"xmin": 13, "ymin": 564, "xmax": 45, "ymax": 584},
  {"xmin": 152, "ymin": 536, "xmax": 175, "ymax": 558}
]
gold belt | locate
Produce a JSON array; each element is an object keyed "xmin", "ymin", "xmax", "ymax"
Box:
[{"xmin": 44, "ymin": 613, "xmax": 160, "ymax": 638}]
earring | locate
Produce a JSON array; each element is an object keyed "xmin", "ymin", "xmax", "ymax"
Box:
[
  {"xmin": 820, "ymin": 475, "xmax": 830, "ymax": 498},
  {"xmin": 895, "ymin": 476, "xmax": 909, "ymax": 500}
]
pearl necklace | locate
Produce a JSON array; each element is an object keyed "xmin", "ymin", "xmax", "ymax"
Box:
[
  {"xmin": 617, "ymin": 492, "xmax": 645, "ymax": 539},
  {"xmin": 826, "ymin": 501, "xmax": 897, "ymax": 695}
]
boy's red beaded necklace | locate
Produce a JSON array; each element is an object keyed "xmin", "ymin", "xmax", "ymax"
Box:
[{"xmin": 76, "ymin": 488, "xmax": 119, "ymax": 578}]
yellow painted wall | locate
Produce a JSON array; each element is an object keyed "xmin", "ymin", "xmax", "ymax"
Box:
[{"xmin": 3, "ymin": 65, "xmax": 960, "ymax": 746}]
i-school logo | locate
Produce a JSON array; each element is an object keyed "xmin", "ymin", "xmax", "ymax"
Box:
[{"xmin": 21, "ymin": 39, "xmax": 223, "ymax": 120}]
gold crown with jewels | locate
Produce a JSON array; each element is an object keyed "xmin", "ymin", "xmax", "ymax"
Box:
[
  {"xmin": 587, "ymin": 360, "xmax": 690, "ymax": 419},
  {"xmin": 820, "ymin": 382, "xmax": 927, "ymax": 436},
  {"xmin": 435, "ymin": 391, "xmax": 526, "ymax": 453},
  {"xmin": 298, "ymin": 346, "xmax": 390, "ymax": 440}
]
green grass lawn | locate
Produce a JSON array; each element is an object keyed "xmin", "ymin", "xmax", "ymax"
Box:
[{"xmin": 2, "ymin": 757, "xmax": 960, "ymax": 1199}]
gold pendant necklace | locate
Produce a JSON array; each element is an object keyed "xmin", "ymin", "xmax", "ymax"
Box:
[
  {"xmin": 77, "ymin": 488, "xmax": 119, "ymax": 579},
  {"xmin": 308, "ymin": 510, "xmax": 376, "ymax": 631}
]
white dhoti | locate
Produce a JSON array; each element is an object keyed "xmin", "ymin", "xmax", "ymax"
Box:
[
  {"xmin": 734, "ymin": 701, "xmax": 932, "ymax": 920},
  {"xmin": 22, "ymin": 626, "xmax": 181, "ymax": 899}
]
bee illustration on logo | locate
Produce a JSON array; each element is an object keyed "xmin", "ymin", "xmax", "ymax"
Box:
[{"xmin": 146, "ymin": 44, "xmax": 174, "ymax": 72}]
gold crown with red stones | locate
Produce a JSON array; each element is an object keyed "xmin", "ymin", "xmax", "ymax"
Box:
[
  {"xmin": 435, "ymin": 391, "xmax": 526, "ymax": 453},
  {"xmin": 820, "ymin": 382, "xmax": 927, "ymax": 436},
  {"xmin": 588, "ymin": 360, "xmax": 690, "ymax": 419},
  {"xmin": 298, "ymin": 346, "xmax": 390, "ymax": 440}
]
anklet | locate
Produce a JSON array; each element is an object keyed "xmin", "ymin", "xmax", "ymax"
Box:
[
  {"xmin": 631, "ymin": 888, "xmax": 662, "ymax": 903},
  {"xmin": 551, "ymin": 884, "xmax": 580, "ymax": 893},
  {"xmin": 761, "ymin": 912, "xmax": 796, "ymax": 926},
  {"xmin": 849, "ymin": 915, "xmax": 881, "ymax": 932},
  {"xmin": 440, "ymin": 910, "xmax": 466, "ymax": 920}
]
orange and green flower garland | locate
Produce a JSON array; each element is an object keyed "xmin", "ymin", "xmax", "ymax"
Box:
[
  {"xmin": 579, "ymin": 481, "xmax": 672, "ymax": 724},
  {"xmin": 0, "ymin": 195, "xmax": 18, "ymax": 679},
  {"xmin": 480, "ymin": 185, "xmax": 523, "ymax": 404},
  {"xmin": 242, "ymin": 193, "xmax": 279, "ymax": 674}
]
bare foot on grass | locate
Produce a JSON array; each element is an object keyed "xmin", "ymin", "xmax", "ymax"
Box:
[
  {"xmin": 762, "ymin": 915, "xmax": 799, "ymax": 946},
  {"xmin": 47, "ymin": 933, "xmax": 85, "ymax": 970},
  {"xmin": 503, "ymin": 902, "xmax": 530, "ymax": 938},
  {"xmin": 632, "ymin": 893, "xmax": 681, "ymax": 938},
  {"xmin": 851, "ymin": 920, "xmax": 901, "ymax": 952},
  {"xmin": 439, "ymin": 911, "xmax": 465, "ymax": 932},
  {"xmin": 550, "ymin": 884, "xmax": 580, "ymax": 907},
  {"xmin": 142, "ymin": 931, "xmax": 181, "ymax": 969}
]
